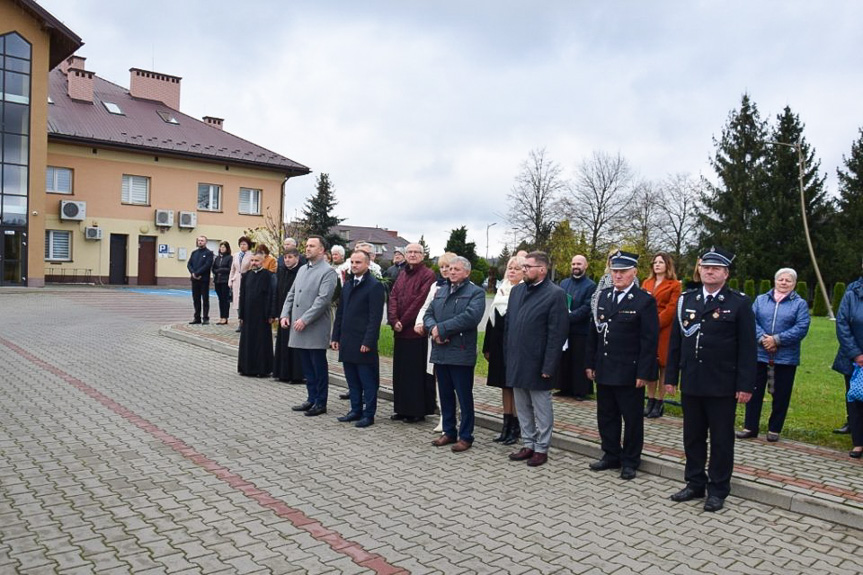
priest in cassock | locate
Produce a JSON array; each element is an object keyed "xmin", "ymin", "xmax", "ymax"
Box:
[
  {"xmin": 273, "ymin": 247, "xmax": 304, "ymax": 383},
  {"xmin": 238, "ymin": 252, "xmax": 278, "ymax": 377}
]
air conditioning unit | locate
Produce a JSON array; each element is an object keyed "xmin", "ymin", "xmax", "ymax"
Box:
[
  {"xmin": 60, "ymin": 200, "xmax": 86, "ymax": 221},
  {"xmin": 178, "ymin": 211, "xmax": 197, "ymax": 229},
  {"xmin": 154, "ymin": 209, "xmax": 174, "ymax": 227},
  {"xmin": 84, "ymin": 226, "xmax": 103, "ymax": 240}
]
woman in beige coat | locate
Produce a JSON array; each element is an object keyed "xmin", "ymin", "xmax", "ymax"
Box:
[{"xmin": 229, "ymin": 236, "xmax": 253, "ymax": 331}]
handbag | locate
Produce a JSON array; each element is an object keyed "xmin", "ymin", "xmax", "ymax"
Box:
[{"xmin": 848, "ymin": 364, "xmax": 863, "ymax": 402}]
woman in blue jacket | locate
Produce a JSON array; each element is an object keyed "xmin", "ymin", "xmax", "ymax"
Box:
[
  {"xmin": 831, "ymin": 272, "xmax": 863, "ymax": 458},
  {"xmin": 737, "ymin": 268, "xmax": 810, "ymax": 442}
]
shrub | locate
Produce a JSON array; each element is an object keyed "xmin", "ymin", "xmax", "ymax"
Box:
[
  {"xmin": 469, "ymin": 270, "xmax": 484, "ymax": 286},
  {"xmin": 759, "ymin": 279, "xmax": 772, "ymax": 294},
  {"xmin": 728, "ymin": 278, "xmax": 739, "ymax": 291},
  {"xmin": 832, "ymin": 282, "xmax": 847, "ymax": 316},
  {"xmin": 813, "ymin": 287, "xmax": 829, "ymax": 317},
  {"xmin": 796, "ymin": 280, "xmax": 809, "ymax": 305},
  {"xmin": 744, "ymin": 279, "xmax": 756, "ymax": 300}
]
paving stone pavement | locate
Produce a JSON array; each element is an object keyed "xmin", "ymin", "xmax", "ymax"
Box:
[{"xmin": 2, "ymin": 286, "xmax": 863, "ymax": 575}]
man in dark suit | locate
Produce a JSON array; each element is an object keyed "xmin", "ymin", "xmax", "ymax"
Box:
[
  {"xmin": 331, "ymin": 249, "xmax": 385, "ymax": 428},
  {"xmin": 187, "ymin": 235, "xmax": 214, "ymax": 325},
  {"xmin": 586, "ymin": 250, "xmax": 659, "ymax": 480},
  {"xmin": 664, "ymin": 247, "xmax": 756, "ymax": 512},
  {"xmin": 559, "ymin": 254, "xmax": 597, "ymax": 399}
]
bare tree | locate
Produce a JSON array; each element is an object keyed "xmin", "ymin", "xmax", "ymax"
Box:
[
  {"xmin": 506, "ymin": 148, "xmax": 567, "ymax": 251},
  {"xmin": 565, "ymin": 151, "xmax": 636, "ymax": 263},
  {"xmin": 620, "ymin": 180, "xmax": 665, "ymax": 262},
  {"xmin": 656, "ymin": 173, "xmax": 703, "ymax": 262}
]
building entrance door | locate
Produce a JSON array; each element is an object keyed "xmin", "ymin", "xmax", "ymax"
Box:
[
  {"xmin": 137, "ymin": 236, "xmax": 156, "ymax": 285},
  {"xmin": 109, "ymin": 234, "xmax": 128, "ymax": 285},
  {"xmin": 0, "ymin": 227, "xmax": 27, "ymax": 285}
]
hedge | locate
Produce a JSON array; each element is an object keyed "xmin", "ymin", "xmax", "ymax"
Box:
[
  {"xmin": 833, "ymin": 282, "xmax": 847, "ymax": 316},
  {"xmin": 744, "ymin": 279, "xmax": 756, "ymax": 301}
]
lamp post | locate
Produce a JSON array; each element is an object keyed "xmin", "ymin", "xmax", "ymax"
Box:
[
  {"xmin": 766, "ymin": 138, "xmax": 834, "ymax": 320},
  {"xmin": 485, "ymin": 222, "xmax": 497, "ymax": 260}
]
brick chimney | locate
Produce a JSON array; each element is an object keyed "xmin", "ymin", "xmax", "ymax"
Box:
[
  {"xmin": 129, "ymin": 68, "xmax": 181, "ymax": 110},
  {"xmin": 60, "ymin": 54, "xmax": 86, "ymax": 75},
  {"xmin": 203, "ymin": 116, "xmax": 224, "ymax": 130},
  {"xmin": 67, "ymin": 68, "xmax": 94, "ymax": 103}
]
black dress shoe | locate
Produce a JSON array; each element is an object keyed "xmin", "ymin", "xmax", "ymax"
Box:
[
  {"xmin": 337, "ymin": 412, "xmax": 361, "ymax": 422},
  {"xmin": 670, "ymin": 486, "xmax": 705, "ymax": 502},
  {"xmin": 304, "ymin": 405, "xmax": 327, "ymax": 417},
  {"xmin": 735, "ymin": 429, "xmax": 757, "ymax": 439},
  {"xmin": 620, "ymin": 467, "xmax": 637, "ymax": 480},
  {"xmin": 834, "ymin": 423, "xmax": 851, "ymax": 434},
  {"xmin": 202, "ymin": 319, "xmax": 210, "ymax": 325},
  {"xmin": 703, "ymin": 495, "xmax": 725, "ymax": 512},
  {"xmin": 291, "ymin": 401, "xmax": 313, "ymax": 412},
  {"xmin": 339, "ymin": 392, "xmax": 350, "ymax": 400},
  {"xmin": 589, "ymin": 459, "xmax": 621, "ymax": 472},
  {"xmin": 355, "ymin": 418, "xmax": 374, "ymax": 428},
  {"xmin": 404, "ymin": 416, "xmax": 425, "ymax": 423},
  {"xmin": 390, "ymin": 413, "xmax": 406, "ymax": 421},
  {"xmin": 189, "ymin": 320, "xmax": 202, "ymax": 324},
  {"xmin": 850, "ymin": 449, "xmax": 863, "ymax": 459}
]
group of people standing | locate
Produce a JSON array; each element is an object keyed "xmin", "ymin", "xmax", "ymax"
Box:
[{"xmin": 188, "ymin": 233, "xmax": 863, "ymax": 513}]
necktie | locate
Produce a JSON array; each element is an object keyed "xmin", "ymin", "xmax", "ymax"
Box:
[
  {"xmin": 611, "ymin": 290, "xmax": 623, "ymax": 311},
  {"xmin": 706, "ymin": 294, "xmax": 715, "ymax": 304},
  {"xmin": 353, "ymin": 278, "xmax": 360, "ymax": 288}
]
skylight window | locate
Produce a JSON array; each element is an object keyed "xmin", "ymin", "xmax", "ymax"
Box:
[
  {"xmin": 103, "ymin": 101, "xmax": 123, "ymax": 115},
  {"xmin": 157, "ymin": 110, "xmax": 179, "ymax": 125},
  {"xmin": 48, "ymin": 96, "xmax": 54, "ymax": 104}
]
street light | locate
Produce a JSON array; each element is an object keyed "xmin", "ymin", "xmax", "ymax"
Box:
[
  {"xmin": 766, "ymin": 138, "xmax": 834, "ymax": 320},
  {"xmin": 485, "ymin": 222, "xmax": 497, "ymax": 260}
]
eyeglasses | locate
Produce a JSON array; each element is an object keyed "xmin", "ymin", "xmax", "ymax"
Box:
[
  {"xmin": 405, "ymin": 250, "xmax": 423, "ymax": 254},
  {"xmin": 522, "ymin": 264, "xmax": 543, "ymax": 269}
]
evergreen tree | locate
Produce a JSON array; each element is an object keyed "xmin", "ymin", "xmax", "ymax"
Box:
[
  {"xmin": 701, "ymin": 94, "xmax": 768, "ymax": 281},
  {"xmin": 301, "ymin": 173, "xmax": 344, "ymax": 247},
  {"xmin": 496, "ymin": 245, "xmax": 512, "ymax": 276},
  {"xmin": 547, "ymin": 220, "xmax": 580, "ymax": 281},
  {"xmin": 444, "ymin": 226, "xmax": 479, "ymax": 266},
  {"xmin": 417, "ymin": 235, "xmax": 432, "ymax": 265},
  {"xmin": 761, "ymin": 107, "xmax": 835, "ymax": 285},
  {"xmin": 837, "ymin": 128, "xmax": 863, "ymax": 277}
]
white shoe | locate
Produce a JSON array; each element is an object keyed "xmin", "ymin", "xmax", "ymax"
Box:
[{"xmin": 433, "ymin": 417, "xmax": 443, "ymax": 433}]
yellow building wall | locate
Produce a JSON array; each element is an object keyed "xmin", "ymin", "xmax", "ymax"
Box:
[
  {"xmin": 45, "ymin": 142, "xmax": 287, "ymax": 284},
  {"xmin": 1, "ymin": 1, "xmax": 53, "ymax": 287}
]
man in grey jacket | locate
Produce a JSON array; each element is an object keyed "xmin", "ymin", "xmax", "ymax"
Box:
[
  {"xmin": 423, "ymin": 257, "xmax": 486, "ymax": 452},
  {"xmin": 280, "ymin": 236, "xmax": 338, "ymax": 417},
  {"xmin": 504, "ymin": 251, "xmax": 569, "ymax": 466}
]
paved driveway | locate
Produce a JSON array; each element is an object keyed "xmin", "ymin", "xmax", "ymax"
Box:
[{"xmin": 1, "ymin": 287, "xmax": 861, "ymax": 574}]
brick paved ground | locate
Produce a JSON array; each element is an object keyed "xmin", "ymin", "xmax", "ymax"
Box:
[{"xmin": 2, "ymin": 286, "xmax": 862, "ymax": 574}]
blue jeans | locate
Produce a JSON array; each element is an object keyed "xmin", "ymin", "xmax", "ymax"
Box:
[
  {"xmin": 343, "ymin": 361, "xmax": 379, "ymax": 419},
  {"xmin": 436, "ymin": 364, "xmax": 475, "ymax": 443},
  {"xmin": 299, "ymin": 348, "xmax": 329, "ymax": 407}
]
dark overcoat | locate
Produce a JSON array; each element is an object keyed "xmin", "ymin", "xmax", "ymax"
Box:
[
  {"xmin": 664, "ymin": 285, "xmax": 756, "ymax": 397},
  {"xmin": 504, "ymin": 280, "xmax": 569, "ymax": 391},
  {"xmin": 332, "ymin": 274, "xmax": 385, "ymax": 365},
  {"xmin": 237, "ymin": 268, "xmax": 278, "ymax": 376},
  {"xmin": 586, "ymin": 285, "xmax": 659, "ymax": 386}
]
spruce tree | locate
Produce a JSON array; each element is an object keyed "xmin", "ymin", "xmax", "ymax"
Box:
[
  {"xmin": 701, "ymin": 94, "xmax": 768, "ymax": 281},
  {"xmin": 417, "ymin": 235, "xmax": 432, "ymax": 265},
  {"xmin": 444, "ymin": 226, "xmax": 479, "ymax": 267},
  {"xmin": 301, "ymin": 173, "xmax": 344, "ymax": 247},
  {"xmin": 837, "ymin": 128, "xmax": 863, "ymax": 277}
]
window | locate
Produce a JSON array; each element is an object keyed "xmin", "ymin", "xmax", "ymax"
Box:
[
  {"xmin": 1, "ymin": 33, "xmax": 31, "ymax": 228},
  {"xmin": 47, "ymin": 167, "xmax": 73, "ymax": 194},
  {"xmin": 45, "ymin": 230, "xmax": 71, "ymax": 261},
  {"xmin": 103, "ymin": 101, "xmax": 123, "ymax": 115},
  {"xmin": 239, "ymin": 187, "xmax": 261, "ymax": 215},
  {"xmin": 156, "ymin": 110, "xmax": 179, "ymax": 124},
  {"xmin": 122, "ymin": 175, "xmax": 150, "ymax": 205},
  {"xmin": 197, "ymin": 183, "xmax": 221, "ymax": 211}
]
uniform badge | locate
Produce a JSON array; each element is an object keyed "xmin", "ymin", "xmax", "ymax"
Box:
[
  {"xmin": 600, "ymin": 315, "xmax": 605, "ymax": 321},
  {"xmin": 712, "ymin": 311, "xmax": 720, "ymax": 319},
  {"xmin": 683, "ymin": 320, "xmax": 690, "ymax": 327},
  {"xmin": 689, "ymin": 313, "xmax": 696, "ymax": 320}
]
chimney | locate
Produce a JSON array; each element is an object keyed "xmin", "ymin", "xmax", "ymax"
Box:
[
  {"xmin": 203, "ymin": 116, "xmax": 224, "ymax": 130},
  {"xmin": 59, "ymin": 54, "xmax": 86, "ymax": 75},
  {"xmin": 129, "ymin": 68, "xmax": 181, "ymax": 111},
  {"xmin": 67, "ymin": 67, "xmax": 94, "ymax": 103},
  {"xmin": 386, "ymin": 230, "xmax": 399, "ymax": 238}
]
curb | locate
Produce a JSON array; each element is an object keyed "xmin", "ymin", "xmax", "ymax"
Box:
[{"xmin": 160, "ymin": 326, "xmax": 863, "ymax": 531}]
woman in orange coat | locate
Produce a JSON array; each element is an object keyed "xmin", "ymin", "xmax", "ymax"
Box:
[
  {"xmin": 641, "ymin": 252, "xmax": 681, "ymax": 418},
  {"xmin": 258, "ymin": 244, "xmax": 278, "ymax": 273}
]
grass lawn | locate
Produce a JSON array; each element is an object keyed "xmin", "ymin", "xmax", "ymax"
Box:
[{"xmin": 378, "ymin": 316, "xmax": 852, "ymax": 450}]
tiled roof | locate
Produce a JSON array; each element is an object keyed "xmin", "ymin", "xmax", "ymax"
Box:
[
  {"xmin": 331, "ymin": 224, "xmax": 411, "ymax": 253},
  {"xmin": 47, "ymin": 69, "xmax": 310, "ymax": 176}
]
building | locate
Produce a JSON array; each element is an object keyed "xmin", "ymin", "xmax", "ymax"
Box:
[
  {"xmin": 1, "ymin": 0, "xmax": 310, "ymax": 287},
  {"xmin": 330, "ymin": 224, "xmax": 410, "ymax": 262}
]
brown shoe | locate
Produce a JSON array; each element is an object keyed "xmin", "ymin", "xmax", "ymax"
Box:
[
  {"xmin": 527, "ymin": 452, "xmax": 548, "ymax": 467},
  {"xmin": 508, "ymin": 447, "xmax": 534, "ymax": 461},
  {"xmin": 432, "ymin": 435, "xmax": 456, "ymax": 447},
  {"xmin": 451, "ymin": 439, "xmax": 472, "ymax": 453}
]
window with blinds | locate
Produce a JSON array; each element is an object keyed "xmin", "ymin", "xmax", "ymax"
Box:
[
  {"xmin": 121, "ymin": 175, "xmax": 150, "ymax": 205},
  {"xmin": 45, "ymin": 230, "xmax": 71, "ymax": 261},
  {"xmin": 197, "ymin": 183, "xmax": 221, "ymax": 211},
  {"xmin": 239, "ymin": 187, "xmax": 261, "ymax": 215},
  {"xmin": 47, "ymin": 167, "xmax": 73, "ymax": 194}
]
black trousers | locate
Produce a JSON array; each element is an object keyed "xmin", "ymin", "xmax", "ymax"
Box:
[
  {"xmin": 214, "ymin": 281, "xmax": 231, "ymax": 320},
  {"xmin": 559, "ymin": 334, "xmax": 592, "ymax": 396},
  {"xmin": 596, "ymin": 383, "xmax": 644, "ymax": 468},
  {"xmin": 190, "ymin": 278, "xmax": 210, "ymax": 321},
  {"xmin": 682, "ymin": 394, "xmax": 736, "ymax": 499},
  {"xmin": 845, "ymin": 374, "xmax": 863, "ymax": 447},
  {"xmin": 744, "ymin": 362, "xmax": 797, "ymax": 434}
]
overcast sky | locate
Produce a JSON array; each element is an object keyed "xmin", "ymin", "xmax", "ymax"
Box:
[{"xmin": 39, "ymin": 0, "xmax": 863, "ymax": 256}]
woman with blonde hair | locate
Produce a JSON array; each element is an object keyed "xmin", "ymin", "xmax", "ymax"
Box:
[{"xmin": 641, "ymin": 252, "xmax": 681, "ymax": 418}]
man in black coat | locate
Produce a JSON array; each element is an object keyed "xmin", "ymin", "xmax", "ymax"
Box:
[
  {"xmin": 187, "ymin": 235, "xmax": 214, "ymax": 324},
  {"xmin": 504, "ymin": 251, "xmax": 569, "ymax": 467},
  {"xmin": 331, "ymin": 250, "xmax": 385, "ymax": 428},
  {"xmin": 664, "ymin": 247, "xmax": 755, "ymax": 512},
  {"xmin": 558, "ymin": 254, "xmax": 597, "ymax": 398},
  {"xmin": 586, "ymin": 250, "xmax": 659, "ymax": 480},
  {"xmin": 237, "ymin": 252, "xmax": 278, "ymax": 377}
]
